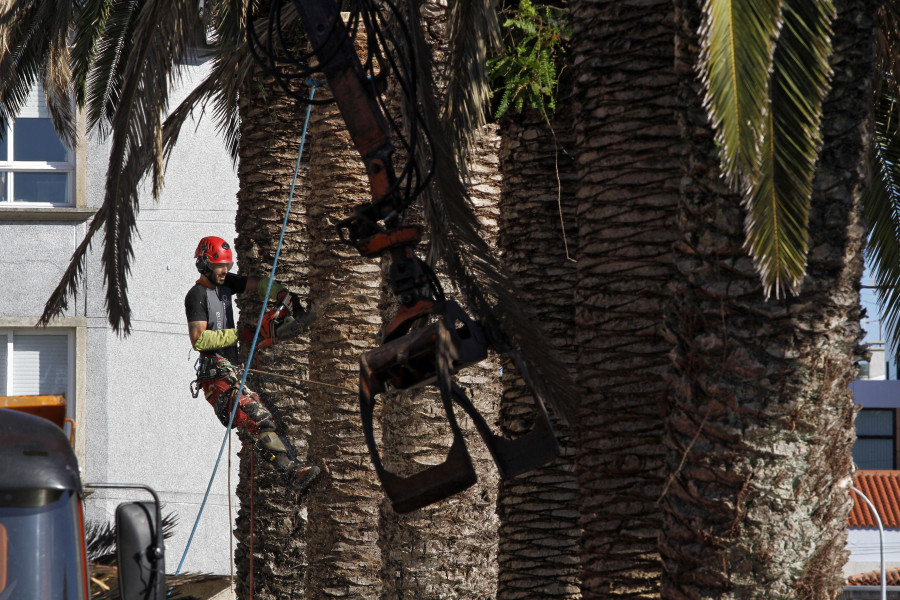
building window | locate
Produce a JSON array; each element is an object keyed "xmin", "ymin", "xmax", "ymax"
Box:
[
  {"xmin": 854, "ymin": 409, "xmax": 896, "ymax": 470},
  {"xmin": 0, "ymin": 84, "xmax": 74, "ymax": 206},
  {"xmin": 0, "ymin": 330, "xmax": 72, "ymax": 398}
]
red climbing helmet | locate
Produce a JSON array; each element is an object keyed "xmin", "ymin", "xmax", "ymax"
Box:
[{"xmin": 194, "ymin": 236, "xmax": 233, "ymax": 273}]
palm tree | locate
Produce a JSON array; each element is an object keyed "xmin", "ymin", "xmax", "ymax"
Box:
[
  {"xmin": 561, "ymin": 0, "xmax": 876, "ymax": 597},
  {"xmin": 375, "ymin": 133, "xmax": 504, "ymax": 599},
  {"xmin": 495, "ymin": 108, "xmax": 582, "ymax": 599},
  {"xmin": 300, "ymin": 84, "xmax": 386, "ymax": 599},
  {"xmin": 657, "ymin": 0, "xmax": 870, "ymax": 597},
  {"xmin": 374, "ymin": 3, "xmax": 503, "ymax": 595},
  {"xmin": 2, "ymin": 1, "xmax": 892, "ymax": 599},
  {"xmin": 562, "ymin": 0, "xmax": 680, "ymax": 596},
  {"xmin": 231, "ymin": 64, "xmax": 316, "ymax": 597}
]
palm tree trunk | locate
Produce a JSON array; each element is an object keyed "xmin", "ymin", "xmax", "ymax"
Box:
[
  {"xmin": 376, "ymin": 126, "xmax": 503, "ymax": 599},
  {"xmin": 567, "ymin": 0, "xmax": 682, "ymax": 596},
  {"xmin": 376, "ymin": 3, "xmax": 502, "ymax": 596},
  {"xmin": 496, "ymin": 109, "xmax": 581, "ymax": 600},
  {"xmin": 301, "ymin": 88, "xmax": 385, "ymax": 599},
  {"xmin": 662, "ymin": 0, "xmax": 872, "ymax": 597},
  {"xmin": 233, "ymin": 67, "xmax": 314, "ymax": 600}
]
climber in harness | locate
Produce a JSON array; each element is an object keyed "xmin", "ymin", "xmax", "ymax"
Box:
[{"xmin": 185, "ymin": 235, "xmax": 320, "ymax": 493}]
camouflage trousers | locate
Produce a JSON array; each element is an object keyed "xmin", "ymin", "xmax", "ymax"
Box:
[
  {"xmin": 197, "ymin": 357, "xmax": 275, "ymax": 436},
  {"xmin": 194, "ymin": 356, "xmax": 304, "ymax": 480}
]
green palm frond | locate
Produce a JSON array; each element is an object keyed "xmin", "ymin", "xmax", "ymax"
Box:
[
  {"xmin": 865, "ymin": 5, "xmax": 900, "ymax": 351},
  {"xmin": 95, "ymin": 0, "xmax": 202, "ymax": 332},
  {"xmin": 162, "ymin": 29, "xmax": 252, "ymax": 164},
  {"xmin": 699, "ymin": 0, "xmax": 782, "ymax": 187},
  {"xmin": 444, "ymin": 0, "xmax": 500, "ymax": 172},
  {"xmin": 212, "ymin": 0, "xmax": 245, "ymax": 47},
  {"xmin": 742, "ymin": 0, "xmax": 834, "ymax": 296},
  {"xmin": 865, "ymin": 85, "xmax": 900, "ymax": 351},
  {"xmin": 39, "ymin": 0, "xmax": 247, "ymax": 329},
  {"xmin": 70, "ymin": 0, "xmax": 113, "ymax": 107},
  {"xmin": 200, "ymin": 0, "xmax": 251, "ymax": 161},
  {"xmin": 39, "ymin": 203, "xmax": 109, "ymax": 327},
  {"xmin": 84, "ymin": 0, "xmax": 141, "ymax": 136}
]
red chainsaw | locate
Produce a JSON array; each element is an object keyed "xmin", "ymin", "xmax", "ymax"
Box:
[{"xmin": 256, "ymin": 292, "xmax": 316, "ymax": 350}]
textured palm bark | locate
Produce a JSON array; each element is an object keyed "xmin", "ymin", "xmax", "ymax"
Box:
[
  {"xmin": 663, "ymin": 0, "xmax": 871, "ymax": 598},
  {"xmin": 496, "ymin": 110, "xmax": 581, "ymax": 600},
  {"xmin": 567, "ymin": 0, "xmax": 681, "ymax": 597},
  {"xmin": 233, "ymin": 68, "xmax": 314, "ymax": 600},
  {"xmin": 376, "ymin": 2, "xmax": 501, "ymax": 596},
  {"xmin": 298, "ymin": 89, "xmax": 385, "ymax": 599},
  {"xmin": 376, "ymin": 127, "xmax": 502, "ymax": 600}
]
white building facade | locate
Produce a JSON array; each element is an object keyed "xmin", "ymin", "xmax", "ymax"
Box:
[{"xmin": 0, "ymin": 58, "xmax": 242, "ymax": 575}]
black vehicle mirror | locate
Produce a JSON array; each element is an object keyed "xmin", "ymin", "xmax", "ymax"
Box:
[{"xmin": 116, "ymin": 501, "xmax": 165, "ymax": 600}]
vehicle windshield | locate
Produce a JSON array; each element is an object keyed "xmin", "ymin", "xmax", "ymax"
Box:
[{"xmin": 0, "ymin": 488, "xmax": 86, "ymax": 600}]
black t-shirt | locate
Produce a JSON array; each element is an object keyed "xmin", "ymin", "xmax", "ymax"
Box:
[{"xmin": 185, "ymin": 273, "xmax": 248, "ymax": 364}]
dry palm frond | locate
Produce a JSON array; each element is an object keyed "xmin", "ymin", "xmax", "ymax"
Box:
[
  {"xmin": 443, "ymin": 0, "xmax": 499, "ymax": 174},
  {"xmin": 0, "ymin": 0, "xmax": 77, "ymax": 146},
  {"xmin": 90, "ymin": 568, "xmax": 223, "ymax": 600}
]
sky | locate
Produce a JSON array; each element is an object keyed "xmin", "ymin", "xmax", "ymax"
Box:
[{"xmin": 861, "ymin": 263, "xmax": 894, "ymax": 378}]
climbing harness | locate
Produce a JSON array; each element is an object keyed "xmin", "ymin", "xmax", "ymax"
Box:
[
  {"xmin": 190, "ymin": 355, "xmax": 237, "ymax": 398},
  {"xmin": 245, "ymin": 0, "xmax": 575, "ymax": 513}
]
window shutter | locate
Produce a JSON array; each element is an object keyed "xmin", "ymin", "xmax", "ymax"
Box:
[
  {"xmin": 11, "ymin": 334, "xmax": 68, "ymax": 395},
  {"xmin": 17, "ymin": 84, "xmax": 51, "ymax": 119},
  {"xmin": 0, "ymin": 337, "xmax": 7, "ymax": 395}
]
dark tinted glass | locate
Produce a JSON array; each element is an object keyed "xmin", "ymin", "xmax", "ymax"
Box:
[
  {"xmin": 13, "ymin": 172, "xmax": 68, "ymax": 203},
  {"xmin": 0, "ymin": 490, "xmax": 85, "ymax": 599},
  {"xmin": 856, "ymin": 409, "xmax": 894, "ymax": 436},
  {"xmin": 13, "ymin": 119, "xmax": 67, "ymax": 162},
  {"xmin": 853, "ymin": 438, "xmax": 894, "ymax": 470}
]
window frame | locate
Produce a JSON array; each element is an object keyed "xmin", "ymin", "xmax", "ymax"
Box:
[
  {"xmin": 0, "ymin": 85, "xmax": 76, "ymax": 208},
  {"xmin": 0, "ymin": 328, "xmax": 75, "ymax": 400}
]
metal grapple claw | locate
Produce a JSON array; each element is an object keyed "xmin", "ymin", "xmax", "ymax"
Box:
[{"xmin": 359, "ymin": 300, "xmax": 561, "ymax": 513}]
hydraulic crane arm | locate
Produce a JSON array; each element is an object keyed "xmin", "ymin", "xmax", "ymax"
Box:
[{"xmin": 247, "ymin": 0, "xmax": 564, "ymax": 513}]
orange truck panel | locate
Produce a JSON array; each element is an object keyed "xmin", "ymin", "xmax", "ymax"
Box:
[{"xmin": 0, "ymin": 395, "xmax": 67, "ymax": 429}]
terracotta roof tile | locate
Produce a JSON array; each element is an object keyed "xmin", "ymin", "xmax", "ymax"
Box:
[
  {"xmin": 850, "ymin": 471, "xmax": 900, "ymax": 528},
  {"xmin": 847, "ymin": 567, "xmax": 900, "ymax": 586}
]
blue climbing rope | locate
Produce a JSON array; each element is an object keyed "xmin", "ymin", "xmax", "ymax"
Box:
[{"xmin": 176, "ymin": 79, "xmax": 321, "ymax": 575}]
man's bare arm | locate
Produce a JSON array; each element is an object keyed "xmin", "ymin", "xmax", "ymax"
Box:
[{"xmin": 188, "ymin": 321, "xmax": 208, "ymax": 347}]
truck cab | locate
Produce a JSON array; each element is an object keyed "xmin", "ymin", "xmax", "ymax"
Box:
[{"xmin": 0, "ymin": 408, "xmax": 164, "ymax": 600}]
